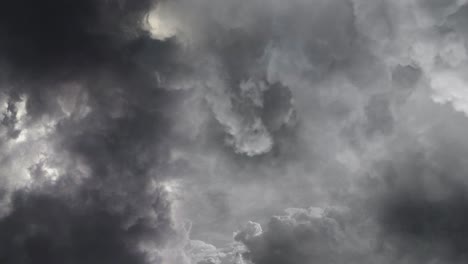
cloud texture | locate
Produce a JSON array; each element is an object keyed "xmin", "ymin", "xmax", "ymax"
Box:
[{"xmin": 3, "ymin": 0, "xmax": 468, "ymax": 264}]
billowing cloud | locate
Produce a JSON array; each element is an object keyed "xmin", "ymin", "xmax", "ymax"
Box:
[
  {"xmin": 3, "ymin": 0, "xmax": 468, "ymax": 264},
  {"xmin": 234, "ymin": 207, "xmax": 376, "ymax": 264}
]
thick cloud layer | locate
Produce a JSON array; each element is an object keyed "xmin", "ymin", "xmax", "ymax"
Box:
[
  {"xmin": 235, "ymin": 207, "xmax": 369, "ymax": 264},
  {"xmin": 3, "ymin": 0, "xmax": 468, "ymax": 264},
  {"xmin": 0, "ymin": 0, "xmax": 155, "ymax": 72},
  {"xmin": 0, "ymin": 0, "xmax": 190, "ymax": 263}
]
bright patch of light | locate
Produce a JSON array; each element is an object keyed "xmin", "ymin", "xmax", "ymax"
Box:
[
  {"xmin": 145, "ymin": 6, "xmax": 178, "ymax": 40},
  {"xmin": 42, "ymin": 162, "xmax": 61, "ymax": 182},
  {"xmin": 431, "ymin": 71, "xmax": 468, "ymax": 115},
  {"xmin": 161, "ymin": 180, "xmax": 182, "ymax": 199}
]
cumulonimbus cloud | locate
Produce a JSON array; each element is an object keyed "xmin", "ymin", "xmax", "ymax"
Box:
[{"xmin": 3, "ymin": 0, "xmax": 468, "ymax": 264}]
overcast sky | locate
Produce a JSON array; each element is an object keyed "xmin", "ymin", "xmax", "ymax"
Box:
[{"xmin": 2, "ymin": 0, "xmax": 468, "ymax": 263}]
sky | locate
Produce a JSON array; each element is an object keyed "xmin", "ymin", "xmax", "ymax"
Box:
[{"xmin": 2, "ymin": 0, "xmax": 468, "ymax": 263}]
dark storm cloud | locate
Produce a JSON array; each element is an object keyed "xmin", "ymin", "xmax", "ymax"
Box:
[
  {"xmin": 0, "ymin": 190, "xmax": 172, "ymax": 264},
  {"xmin": 0, "ymin": 0, "xmax": 155, "ymax": 73},
  {"xmin": 5, "ymin": 0, "xmax": 468, "ymax": 264},
  {"xmin": 380, "ymin": 193, "xmax": 468, "ymax": 263},
  {"xmin": 0, "ymin": 65, "xmax": 187, "ymax": 262},
  {"xmin": 234, "ymin": 207, "xmax": 374, "ymax": 264},
  {"xmin": 370, "ymin": 130, "xmax": 468, "ymax": 263},
  {"xmin": 0, "ymin": 0, "xmax": 193, "ymax": 263}
]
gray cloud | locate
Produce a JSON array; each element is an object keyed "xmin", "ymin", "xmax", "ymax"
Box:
[
  {"xmin": 0, "ymin": 0, "xmax": 193, "ymax": 263},
  {"xmin": 4, "ymin": 0, "xmax": 468, "ymax": 264},
  {"xmin": 157, "ymin": 1, "xmax": 468, "ymax": 263},
  {"xmin": 234, "ymin": 207, "xmax": 375, "ymax": 264}
]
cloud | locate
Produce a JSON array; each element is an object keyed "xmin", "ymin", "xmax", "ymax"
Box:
[
  {"xmin": 235, "ymin": 207, "xmax": 376, "ymax": 264},
  {"xmin": 0, "ymin": 0, "xmax": 155, "ymax": 72},
  {"xmin": 0, "ymin": 191, "xmax": 160, "ymax": 264},
  {"xmin": 4, "ymin": 0, "xmax": 468, "ymax": 264},
  {"xmin": 0, "ymin": 1, "xmax": 193, "ymax": 263},
  {"xmin": 149, "ymin": 2, "xmax": 468, "ymax": 264},
  {"xmin": 368, "ymin": 133, "xmax": 468, "ymax": 263}
]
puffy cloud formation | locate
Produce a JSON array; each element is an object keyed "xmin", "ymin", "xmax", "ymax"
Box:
[
  {"xmin": 3, "ymin": 0, "xmax": 468, "ymax": 264},
  {"xmin": 236, "ymin": 208, "xmax": 349, "ymax": 264},
  {"xmin": 0, "ymin": 0, "xmax": 188, "ymax": 263},
  {"xmin": 234, "ymin": 207, "xmax": 377, "ymax": 264}
]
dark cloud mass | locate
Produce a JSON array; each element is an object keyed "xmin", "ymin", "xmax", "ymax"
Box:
[
  {"xmin": 0, "ymin": 0, "xmax": 153, "ymax": 72},
  {"xmin": 0, "ymin": 191, "xmax": 153, "ymax": 264},
  {"xmin": 2, "ymin": 0, "xmax": 468, "ymax": 264},
  {"xmin": 235, "ymin": 208, "xmax": 367, "ymax": 264},
  {"xmin": 0, "ymin": 0, "xmax": 185, "ymax": 263}
]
